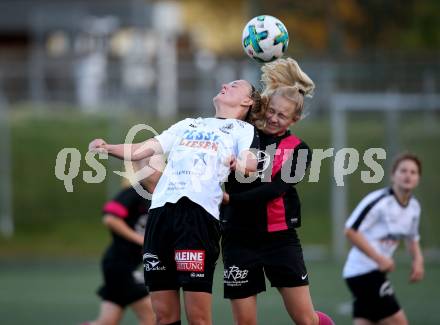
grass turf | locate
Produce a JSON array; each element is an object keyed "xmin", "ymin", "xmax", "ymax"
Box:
[{"xmin": 0, "ymin": 259, "xmax": 438, "ymax": 325}]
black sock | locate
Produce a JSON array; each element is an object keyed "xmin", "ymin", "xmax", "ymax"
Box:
[{"xmin": 165, "ymin": 322, "xmax": 181, "ymax": 325}]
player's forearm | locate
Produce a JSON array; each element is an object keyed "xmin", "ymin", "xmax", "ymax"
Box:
[
  {"xmin": 229, "ymin": 179, "xmax": 289, "ymax": 203},
  {"xmin": 131, "ymin": 155, "xmax": 165, "ymax": 193},
  {"xmin": 408, "ymin": 240, "xmax": 424, "ymax": 264},
  {"xmin": 105, "ymin": 141, "xmax": 157, "ymax": 161},
  {"xmin": 345, "ymin": 228, "xmax": 382, "ymax": 262},
  {"xmin": 103, "ymin": 215, "xmax": 143, "ymax": 246}
]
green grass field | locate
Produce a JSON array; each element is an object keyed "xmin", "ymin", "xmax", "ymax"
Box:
[{"xmin": 0, "ymin": 259, "xmax": 439, "ymax": 325}]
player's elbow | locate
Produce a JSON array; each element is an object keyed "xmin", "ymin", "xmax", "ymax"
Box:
[{"xmin": 344, "ymin": 227, "xmax": 356, "ymax": 238}]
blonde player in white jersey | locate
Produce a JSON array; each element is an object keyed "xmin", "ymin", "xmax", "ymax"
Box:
[
  {"xmin": 88, "ymin": 79, "xmax": 260, "ymax": 325},
  {"xmin": 343, "ymin": 153, "xmax": 424, "ymax": 325}
]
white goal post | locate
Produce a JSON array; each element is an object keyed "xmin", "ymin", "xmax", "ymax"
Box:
[{"xmin": 0, "ymin": 90, "xmax": 13, "ymax": 238}]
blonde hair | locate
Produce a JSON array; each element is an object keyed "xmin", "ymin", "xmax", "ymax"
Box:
[{"xmin": 254, "ymin": 58, "xmax": 315, "ymax": 125}]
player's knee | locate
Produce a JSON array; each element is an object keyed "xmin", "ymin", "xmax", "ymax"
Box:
[
  {"xmin": 155, "ymin": 313, "xmax": 179, "ymax": 325},
  {"xmin": 186, "ymin": 314, "xmax": 210, "ymax": 325},
  {"xmin": 186, "ymin": 308, "xmax": 211, "ymax": 325},
  {"xmin": 153, "ymin": 306, "xmax": 179, "ymax": 325}
]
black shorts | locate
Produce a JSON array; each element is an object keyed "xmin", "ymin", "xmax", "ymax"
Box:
[
  {"xmin": 143, "ymin": 197, "xmax": 221, "ymax": 293},
  {"xmin": 97, "ymin": 261, "xmax": 148, "ymax": 308},
  {"xmin": 222, "ymin": 229, "xmax": 309, "ymax": 299},
  {"xmin": 345, "ymin": 270, "xmax": 401, "ymax": 322}
]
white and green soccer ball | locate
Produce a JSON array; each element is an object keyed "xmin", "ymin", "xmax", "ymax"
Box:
[{"xmin": 242, "ymin": 15, "xmax": 289, "ymax": 63}]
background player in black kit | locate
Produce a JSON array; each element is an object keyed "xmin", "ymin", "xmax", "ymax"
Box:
[
  {"xmin": 81, "ymin": 161, "xmax": 160, "ymax": 325},
  {"xmin": 221, "ymin": 58, "xmax": 334, "ymax": 325}
]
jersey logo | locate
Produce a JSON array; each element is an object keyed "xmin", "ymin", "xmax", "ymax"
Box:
[
  {"xmin": 236, "ymin": 120, "xmax": 247, "ymax": 128},
  {"xmin": 143, "ymin": 252, "xmax": 166, "ymax": 271},
  {"xmin": 379, "ymin": 280, "xmax": 394, "ymax": 297},
  {"xmin": 193, "ymin": 152, "xmax": 208, "ymax": 166},
  {"xmin": 224, "ymin": 266, "xmax": 249, "ymax": 287},
  {"xmin": 180, "ymin": 130, "xmax": 220, "ymax": 152},
  {"xmin": 219, "ymin": 123, "xmax": 234, "ymax": 134},
  {"xmin": 175, "ymin": 250, "xmax": 205, "ymax": 272}
]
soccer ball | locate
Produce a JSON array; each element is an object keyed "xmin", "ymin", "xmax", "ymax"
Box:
[{"xmin": 242, "ymin": 15, "xmax": 289, "ymax": 63}]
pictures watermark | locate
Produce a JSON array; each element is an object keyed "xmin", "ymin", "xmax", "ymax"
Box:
[{"xmin": 54, "ymin": 123, "xmax": 387, "ymax": 199}]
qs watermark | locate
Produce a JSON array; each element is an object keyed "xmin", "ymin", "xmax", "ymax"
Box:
[{"xmin": 54, "ymin": 123, "xmax": 386, "ymax": 199}]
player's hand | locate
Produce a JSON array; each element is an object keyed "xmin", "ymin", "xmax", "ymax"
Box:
[
  {"xmin": 410, "ymin": 260, "xmax": 424, "ymax": 283},
  {"xmin": 377, "ymin": 255, "xmax": 395, "ymax": 272},
  {"xmin": 88, "ymin": 138, "xmax": 108, "ymax": 153},
  {"xmin": 222, "ymin": 192, "xmax": 230, "ymax": 205},
  {"xmin": 225, "ymin": 155, "xmax": 237, "ymax": 170},
  {"xmin": 135, "ymin": 234, "xmax": 144, "ymax": 246}
]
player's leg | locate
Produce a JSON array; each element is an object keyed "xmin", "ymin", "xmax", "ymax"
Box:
[
  {"xmin": 130, "ymin": 295, "xmax": 156, "ymax": 325},
  {"xmin": 346, "ymin": 271, "xmax": 402, "ymax": 325},
  {"xmin": 222, "ymin": 229, "xmax": 264, "ymax": 325},
  {"xmin": 378, "ymin": 309, "xmax": 408, "ymax": 325},
  {"xmin": 264, "ymin": 234, "xmax": 321, "ymax": 325},
  {"xmin": 143, "ymin": 205, "xmax": 181, "ymax": 324},
  {"xmin": 88, "ymin": 301, "xmax": 124, "ymax": 325},
  {"xmin": 183, "ymin": 291, "xmax": 213, "ymax": 325},
  {"xmin": 230, "ymin": 295, "xmax": 258, "ymax": 325},
  {"xmin": 174, "ymin": 198, "xmax": 221, "ymax": 325},
  {"xmin": 150, "ymin": 290, "xmax": 181, "ymax": 325},
  {"xmin": 278, "ymin": 286, "xmax": 318, "ymax": 325},
  {"xmin": 353, "ymin": 318, "xmax": 375, "ymax": 325}
]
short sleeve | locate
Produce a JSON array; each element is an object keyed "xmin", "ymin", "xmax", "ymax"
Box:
[
  {"xmin": 409, "ymin": 201, "xmax": 421, "ymax": 241},
  {"xmin": 154, "ymin": 119, "xmax": 191, "ymax": 154},
  {"xmin": 102, "ymin": 187, "xmax": 138, "ymax": 219},
  {"xmin": 236, "ymin": 122, "xmax": 258, "ymax": 155},
  {"xmin": 345, "ymin": 190, "xmax": 387, "ymax": 231}
]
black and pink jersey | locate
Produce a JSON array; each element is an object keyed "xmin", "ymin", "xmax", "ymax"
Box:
[
  {"xmin": 102, "ymin": 187, "xmax": 151, "ymax": 266},
  {"xmin": 222, "ymin": 130, "xmax": 311, "ymax": 233}
]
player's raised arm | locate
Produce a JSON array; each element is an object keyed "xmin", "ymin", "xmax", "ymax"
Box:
[{"xmin": 88, "ymin": 138, "xmax": 164, "ymax": 161}]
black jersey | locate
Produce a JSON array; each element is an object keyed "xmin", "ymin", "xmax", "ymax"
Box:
[
  {"xmin": 102, "ymin": 187, "xmax": 151, "ymax": 267},
  {"xmin": 222, "ymin": 130, "xmax": 311, "ymax": 233}
]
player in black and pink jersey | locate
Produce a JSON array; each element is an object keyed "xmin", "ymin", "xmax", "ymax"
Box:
[
  {"xmin": 81, "ymin": 162, "xmax": 160, "ymax": 325},
  {"xmin": 221, "ymin": 58, "xmax": 334, "ymax": 325}
]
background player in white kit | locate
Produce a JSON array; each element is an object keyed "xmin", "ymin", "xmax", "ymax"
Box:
[
  {"xmin": 343, "ymin": 153, "xmax": 424, "ymax": 325},
  {"xmin": 88, "ymin": 79, "xmax": 260, "ymax": 325}
]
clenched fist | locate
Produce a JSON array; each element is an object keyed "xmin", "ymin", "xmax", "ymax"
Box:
[{"xmin": 88, "ymin": 138, "xmax": 108, "ymax": 153}]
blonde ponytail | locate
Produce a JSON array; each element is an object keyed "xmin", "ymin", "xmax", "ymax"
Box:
[
  {"xmin": 261, "ymin": 57, "xmax": 314, "ymax": 97},
  {"xmin": 259, "ymin": 57, "xmax": 315, "ymax": 122}
]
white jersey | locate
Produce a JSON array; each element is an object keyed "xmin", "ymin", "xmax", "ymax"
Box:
[
  {"xmin": 150, "ymin": 117, "xmax": 257, "ymax": 219},
  {"xmin": 343, "ymin": 187, "xmax": 421, "ymax": 278}
]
